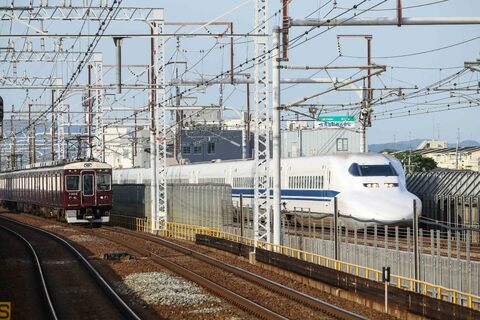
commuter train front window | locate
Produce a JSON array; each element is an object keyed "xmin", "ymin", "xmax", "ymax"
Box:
[
  {"xmin": 348, "ymin": 163, "xmax": 398, "ymax": 176},
  {"xmin": 96, "ymin": 174, "xmax": 111, "ymax": 191},
  {"xmin": 66, "ymin": 175, "xmax": 80, "ymax": 191},
  {"xmin": 83, "ymin": 175, "xmax": 94, "ymax": 196}
]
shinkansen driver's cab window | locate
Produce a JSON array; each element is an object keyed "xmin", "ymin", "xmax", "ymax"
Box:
[
  {"xmin": 83, "ymin": 175, "xmax": 94, "ymax": 196},
  {"xmin": 349, "ymin": 163, "xmax": 398, "ymax": 176},
  {"xmin": 66, "ymin": 176, "xmax": 80, "ymax": 191},
  {"xmin": 96, "ymin": 174, "xmax": 111, "ymax": 191}
]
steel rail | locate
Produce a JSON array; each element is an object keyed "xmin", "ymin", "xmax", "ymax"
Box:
[
  {"xmin": 0, "ymin": 216, "xmax": 141, "ymax": 320},
  {"xmin": 0, "ymin": 223, "xmax": 58, "ymax": 320},
  {"xmin": 93, "ymin": 229, "xmax": 287, "ymax": 320},
  {"xmin": 107, "ymin": 226, "xmax": 367, "ymax": 320}
]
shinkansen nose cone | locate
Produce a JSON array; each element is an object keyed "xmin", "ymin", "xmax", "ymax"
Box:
[{"xmin": 337, "ymin": 191, "xmax": 421, "ymax": 227}]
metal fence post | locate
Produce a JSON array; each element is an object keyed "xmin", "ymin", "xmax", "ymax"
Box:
[
  {"xmin": 466, "ymin": 231, "xmax": 471, "ymax": 293},
  {"xmin": 419, "ymin": 228, "xmax": 423, "ymax": 282},
  {"xmin": 334, "ymin": 197, "xmax": 339, "ymax": 261},
  {"xmin": 413, "ymin": 200, "xmax": 419, "ymax": 291},
  {"xmin": 240, "ymin": 193, "xmax": 244, "ymax": 238},
  {"xmin": 436, "ymin": 229, "xmax": 441, "ymax": 292},
  {"xmin": 395, "ymin": 226, "xmax": 399, "ymax": 277},
  {"xmin": 354, "ymin": 228, "xmax": 358, "ymax": 266},
  {"xmin": 430, "ymin": 229, "xmax": 435, "ymax": 285}
]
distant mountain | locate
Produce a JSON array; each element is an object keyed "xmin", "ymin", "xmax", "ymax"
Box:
[
  {"xmin": 368, "ymin": 139, "xmax": 425, "ymax": 152},
  {"xmin": 368, "ymin": 139, "xmax": 480, "ymax": 152},
  {"xmin": 447, "ymin": 140, "xmax": 480, "ymax": 148}
]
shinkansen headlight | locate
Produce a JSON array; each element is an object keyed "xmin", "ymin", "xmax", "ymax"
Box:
[
  {"xmin": 384, "ymin": 183, "xmax": 399, "ymax": 188},
  {"xmin": 363, "ymin": 183, "xmax": 380, "ymax": 188}
]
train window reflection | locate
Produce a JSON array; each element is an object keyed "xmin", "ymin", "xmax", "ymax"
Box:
[
  {"xmin": 66, "ymin": 175, "xmax": 80, "ymax": 191},
  {"xmin": 96, "ymin": 174, "xmax": 111, "ymax": 191},
  {"xmin": 349, "ymin": 163, "xmax": 398, "ymax": 176}
]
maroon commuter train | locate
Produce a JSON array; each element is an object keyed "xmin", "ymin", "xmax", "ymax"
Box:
[{"xmin": 0, "ymin": 160, "xmax": 112, "ymax": 223}]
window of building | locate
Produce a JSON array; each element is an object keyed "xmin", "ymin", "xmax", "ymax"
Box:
[
  {"xmin": 336, "ymin": 138, "xmax": 348, "ymax": 151},
  {"xmin": 207, "ymin": 142, "xmax": 215, "ymax": 154},
  {"xmin": 182, "ymin": 145, "xmax": 191, "ymax": 154},
  {"xmin": 193, "ymin": 146, "xmax": 202, "ymax": 154}
]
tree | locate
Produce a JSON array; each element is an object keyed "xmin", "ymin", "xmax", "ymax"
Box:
[{"xmin": 393, "ymin": 151, "xmax": 437, "ymax": 174}]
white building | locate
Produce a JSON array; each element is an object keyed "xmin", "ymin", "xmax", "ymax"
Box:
[
  {"xmin": 415, "ymin": 146, "xmax": 480, "ymax": 171},
  {"xmin": 103, "ymin": 127, "xmax": 134, "ymax": 168},
  {"xmin": 416, "ymin": 140, "xmax": 448, "ymax": 150},
  {"xmin": 281, "ymin": 127, "xmax": 361, "ymax": 157}
]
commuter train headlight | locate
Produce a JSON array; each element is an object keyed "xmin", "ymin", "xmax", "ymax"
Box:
[
  {"xmin": 363, "ymin": 183, "xmax": 380, "ymax": 188},
  {"xmin": 384, "ymin": 183, "xmax": 399, "ymax": 188}
]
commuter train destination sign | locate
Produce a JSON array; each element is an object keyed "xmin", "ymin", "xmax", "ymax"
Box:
[{"xmin": 316, "ymin": 115, "xmax": 355, "ymax": 128}]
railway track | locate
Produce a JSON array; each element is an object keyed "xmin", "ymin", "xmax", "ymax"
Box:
[
  {"xmin": 94, "ymin": 225, "xmax": 367, "ymax": 320},
  {"xmin": 0, "ymin": 216, "xmax": 140, "ymax": 320}
]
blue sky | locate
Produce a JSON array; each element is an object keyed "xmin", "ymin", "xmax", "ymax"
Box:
[{"xmin": 1, "ymin": 0, "xmax": 479, "ymax": 148}]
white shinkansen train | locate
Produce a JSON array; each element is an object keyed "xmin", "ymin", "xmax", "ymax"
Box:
[{"xmin": 163, "ymin": 153, "xmax": 421, "ymax": 228}]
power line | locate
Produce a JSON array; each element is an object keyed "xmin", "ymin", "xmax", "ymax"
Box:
[{"xmin": 343, "ymin": 34, "xmax": 480, "ymax": 59}]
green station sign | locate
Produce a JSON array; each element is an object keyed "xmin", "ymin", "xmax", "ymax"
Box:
[{"xmin": 316, "ymin": 115, "xmax": 355, "ymax": 122}]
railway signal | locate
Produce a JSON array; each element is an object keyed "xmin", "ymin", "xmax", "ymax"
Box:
[{"xmin": 382, "ymin": 266, "xmax": 391, "ymax": 313}]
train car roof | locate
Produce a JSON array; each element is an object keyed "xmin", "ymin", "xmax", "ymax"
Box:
[{"xmin": 0, "ymin": 160, "xmax": 111, "ymax": 174}]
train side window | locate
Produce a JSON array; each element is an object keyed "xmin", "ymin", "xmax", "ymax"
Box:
[{"xmin": 66, "ymin": 176, "xmax": 80, "ymax": 191}]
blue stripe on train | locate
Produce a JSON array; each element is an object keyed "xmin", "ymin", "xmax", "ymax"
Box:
[
  {"xmin": 232, "ymin": 195, "xmax": 332, "ymax": 202},
  {"xmin": 231, "ymin": 188, "xmax": 339, "ymax": 201}
]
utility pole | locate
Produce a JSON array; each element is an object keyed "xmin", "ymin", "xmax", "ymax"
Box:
[
  {"xmin": 28, "ymin": 104, "xmax": 36, "ymax": 165},
  {"xmin": 337, "ymin": 34, "xmax": 372, "ymax": 152},
  {"xmin": 51, "ymin": 89, "xmax": 55, "ymax": 161},
  {"xmin": 87, "ymin": 64, "xmax": 93, "ymax": 159},
  {"xmin": 113, "ymin": 37, "xmax": 123, "ymax": 94},
  {"xmin": 132, "ymin": 112, "xmax": 137, "ymax": 167},
  {"xmin": 9, "ymin": 111, "xmax": 15, "ymax": 170},
  {"xmin": 272, "ymin": 27, "xmax": 281, "ymax": 246},
  {"xmin": 253, "ymin": 0, "xmax": 271, "ymax": 244},
  {"xmin": 174, "ymin": 66, "xmax": 182, "ymax": 162},
  {"xmin": 455, "ymin": 128, "xmax": 460, "ymax": 170}
]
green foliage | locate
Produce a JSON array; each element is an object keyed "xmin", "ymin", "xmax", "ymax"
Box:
[{"xmin": 394, "ymin": 151, "xmax": 437, "ymax": 173}]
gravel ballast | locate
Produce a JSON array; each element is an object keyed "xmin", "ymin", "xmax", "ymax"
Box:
[{"xmin": 116, "ymin": 271, "xmax": 221, "ymax": 307}]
